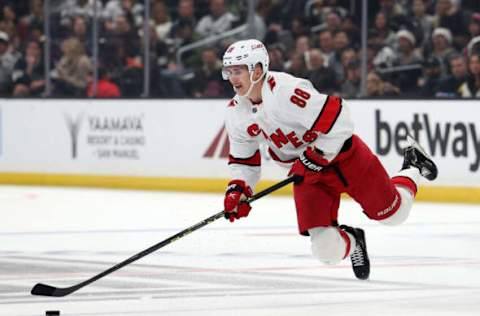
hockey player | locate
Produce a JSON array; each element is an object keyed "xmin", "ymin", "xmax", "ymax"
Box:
[{"xmin": 221, "ymin": 39, "xmax": 438, "ymax": 280}]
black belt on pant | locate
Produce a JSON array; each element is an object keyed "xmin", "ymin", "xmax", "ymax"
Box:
[{"xmin": 339, "ymin": 136, "xmax": 353, "ymax": 153}]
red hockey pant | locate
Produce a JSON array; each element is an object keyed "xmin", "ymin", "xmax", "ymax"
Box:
[{"xmin": 293, "ymin": 135, "xmax": 409, "ymax": 236}]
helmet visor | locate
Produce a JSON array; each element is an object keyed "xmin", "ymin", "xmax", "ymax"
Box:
[{"xmin": 221, "ymin": 65, "xmax": 247, "ymax": 80}]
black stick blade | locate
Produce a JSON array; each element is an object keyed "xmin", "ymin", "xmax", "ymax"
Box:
[{"xmin": 31, "ymin": 283, "xmax": 59, "ymax": 296}]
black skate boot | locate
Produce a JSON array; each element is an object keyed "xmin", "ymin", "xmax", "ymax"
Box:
[
  {"xmin": 340, "ymin": 225, "xmax": 370, "ymax": 280},
  {"xmin": 402, "ymin": 135, "xmax": 438, "ymax": 181}
]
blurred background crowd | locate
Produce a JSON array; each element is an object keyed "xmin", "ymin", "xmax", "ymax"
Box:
[{"xmin": 1, "ymin": 0, "xmax": 480, "ymax": 99}]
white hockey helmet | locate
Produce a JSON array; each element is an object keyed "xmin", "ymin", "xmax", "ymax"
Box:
[{"xmin": 222, "ymin": 39, "xmax": 269, "ymax": 80}]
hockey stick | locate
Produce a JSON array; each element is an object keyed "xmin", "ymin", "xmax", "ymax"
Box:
[{"xmin": 31, "ymin": 175, "xmax": 301, "ymax": 297}]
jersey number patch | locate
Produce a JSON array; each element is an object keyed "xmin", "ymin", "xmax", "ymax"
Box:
[{"xmin": 290, "ymin": 88, "xmax": 311, "ymax": 108}]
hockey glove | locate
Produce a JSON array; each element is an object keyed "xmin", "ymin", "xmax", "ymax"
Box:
[
  {"xmin": 289, "ymin": 146, "xmax": 329, "ymax": 177},
  {"xmin": 224, "ymin": 179, "xmax": 253, "ymax": 222}
]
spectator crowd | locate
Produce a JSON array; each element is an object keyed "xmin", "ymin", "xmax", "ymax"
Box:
[{"xmin": 1, "ymin": 0, "xmax": 480, "ymax": 98}]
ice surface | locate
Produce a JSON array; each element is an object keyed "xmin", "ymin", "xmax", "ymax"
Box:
[{"xmin": 0, "ymin": 185, "xmax": 479, "ymax": 315}]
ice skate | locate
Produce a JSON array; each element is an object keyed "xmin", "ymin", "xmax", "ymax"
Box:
[
  {"xmin": 402, "ymin": 135, "xmax": 438, "ymax": 181},
  {"xmin": 340, "ymin": 225, "xmax": 370, "ymax": 280}
]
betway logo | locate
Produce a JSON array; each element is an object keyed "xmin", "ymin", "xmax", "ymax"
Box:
[
  {"xmin": 204, "ymin": 125, "xmax": 230, "ymax": 158},
  {"xmin": 376, "ymin": 110, "xmax": 480, "ymax": 172}
]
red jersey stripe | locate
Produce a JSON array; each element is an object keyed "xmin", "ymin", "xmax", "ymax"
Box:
[
  {"xmin": 268, "ymin": 147, "xmax": 297, "ymax": 163},
  {"xmin": 228, "ymin": 150, "xmax": 261, "ymax": 166},
  {"xmin": 311, "ymin": 96, "xmax": 343, "ymax": 134}
]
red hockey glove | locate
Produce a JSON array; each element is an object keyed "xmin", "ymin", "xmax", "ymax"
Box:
[
  {"xmin": 289, "ymin": 146, "xmax": 329, "ymax": 177},
  {"xmin": 224, "ymin": 179, "xmax": 253, "ymax": 222}
]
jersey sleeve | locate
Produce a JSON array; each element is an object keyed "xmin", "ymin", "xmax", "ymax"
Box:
[
  {"xmin": 276, "ymin": 78, "xmax": 354, "ymax": 162},
  {"xmin": 225, "ymin": 104, "xmax": 261, "ymax": 190}
]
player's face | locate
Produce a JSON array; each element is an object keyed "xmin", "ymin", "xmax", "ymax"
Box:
[{"xmin": 224, "ymin": 65, "xmax": 251, "ymax": 95}]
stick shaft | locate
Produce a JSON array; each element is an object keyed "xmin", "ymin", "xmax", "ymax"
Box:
[
  {"xmin": 247, "ymin": 176, "xmax": 299, "ymax": 203},
  {"xmin": 31, "ymin": 176, "xmax": 298, "ymax": 297}
]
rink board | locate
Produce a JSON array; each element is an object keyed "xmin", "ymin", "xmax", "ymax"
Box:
[{"xmin": 0, "ymin": 99, "xmax": 478, "ymax": 202}]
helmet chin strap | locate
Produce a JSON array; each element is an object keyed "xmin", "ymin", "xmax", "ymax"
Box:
[{"xmin": 239, "ymin": 70, "xmax": 265, "ymax": 99}]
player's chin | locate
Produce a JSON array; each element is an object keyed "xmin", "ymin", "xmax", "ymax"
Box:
[{"xmin": 234, "ymin": 87, "xmax": 246, "ymax": 96}]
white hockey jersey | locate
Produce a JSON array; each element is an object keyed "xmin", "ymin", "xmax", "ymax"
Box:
[{"xmin": 225, "ymin": 71, "xmax": 354, "ymax": 189}]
